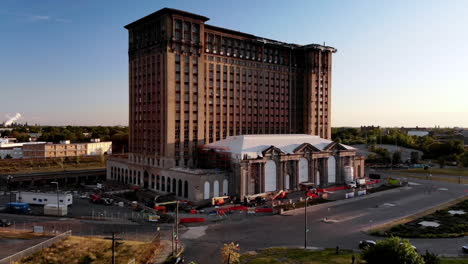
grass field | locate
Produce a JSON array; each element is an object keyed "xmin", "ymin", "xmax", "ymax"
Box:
[
  {"xmin": 240, "ymin": 248, "xmax": 468, "ymax": 264},
  {"xmin": 377, "ymin": 198, "xmax": 468, "ymax": 238},
  {"xmin": 0, "ymin": 156, "xmax": 106, "ymax": 174},
  {"xmin": 16, "ymin": 236, "xmax": 160, "ymax": 264},
  {"xmin": 0, "ymin": 229, "xmax": 48, "ymax": 240},
  {"xmin": 241, "ymin": 248, "xmax": 362, "ymax": 264},
  {"xmin": 401, "ymin": 168, "xmax": 468, "ymax": 177},
  {"xmin": 392, "ymin": 169, "xmax": 468, "ymax": 184}
]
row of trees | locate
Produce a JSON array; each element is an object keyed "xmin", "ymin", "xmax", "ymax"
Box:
[
  {"xmin": 1, "ymin": 125, "xmax": 129, "ymax": 154},
  {"xmin": 332, "ymin": 127, "xmax": 467, "ymax": 167}
]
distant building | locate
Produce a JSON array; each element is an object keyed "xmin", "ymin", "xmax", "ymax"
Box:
[
  {"xmin": 360, "ymin": 126, "xmax": 380, "ymax": 132},
  {"xmin": 0, "ymin": 141, "xmax": 46, "ymax": 159},
  {"xmin": 23, "ymin": 141, "xmax": 112, "ymax": 159},
  {"xmin": 407, "ymin": 131, "xmax": 429, "ymax": 137}
]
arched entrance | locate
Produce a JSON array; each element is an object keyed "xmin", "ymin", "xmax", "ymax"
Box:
[
  {"xmin": 298, "ymin": 158, "xmax": 309, "ymax": 183},
  {"xmin": 213, "ymin": 180, "xmax": 220, "ymax": 197},
  {"xmin": 143, "ymin": 171, "xmax": 149, "ymax": 188},
  {"xmin": 328, "ymin": 156, "xmax": 336, "ymax": 184},
  {"xmin": 264, "ymin": 160, "xmax": 277, "ymax": 192},
  {"xmin": 222, "ymin": 179, "xmax": 228, "ymax": 196},
  {"xmin": 203, "ymin": 181, "xmax": 210, "ymax": 199}
]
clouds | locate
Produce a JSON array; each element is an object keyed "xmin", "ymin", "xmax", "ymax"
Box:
[{"xmin": 1, "ymin": 10, "xmax": 71, "ymax": 23}]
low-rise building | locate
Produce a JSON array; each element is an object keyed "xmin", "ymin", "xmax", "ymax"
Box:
[
  {"xmin": 23, "ymin": 141, "xmax": 112, "ymax": 159},
  {"xmin": 107, "ymin": 134, "xmax": 364, "ymax": 202}
]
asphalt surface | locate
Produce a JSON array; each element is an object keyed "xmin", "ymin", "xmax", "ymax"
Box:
[{"xmin": 181, "ymin": 176, "xmax": 468, "ymax": 263}]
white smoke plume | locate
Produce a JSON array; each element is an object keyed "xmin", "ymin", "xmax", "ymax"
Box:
[{"xmin": 4, "ymin": 113, "xmax": 22, "ymax": 126}]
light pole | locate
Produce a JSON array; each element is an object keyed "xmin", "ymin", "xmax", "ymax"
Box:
[
  {"xmin": 7, "ymin": 175, "xmax": 13, "ymax": 205},
  {"xmin": 51, "ymin": 182, "xmax": 60, "ymax": 217},
  {"xmin": 304, "ymin": 196, "xmax": 310, "ymax": 249}
]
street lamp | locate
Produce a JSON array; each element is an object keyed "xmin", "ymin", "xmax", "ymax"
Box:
[
  {"xmin": 304, "ymin": 196, "xmax": 310, "ymax": 249},
  {"xmin": 51, "ymin": 182, "xmax": 60, "ymax": 217},
  {"xmin": 7, "ymin": 175, "xmax": 13, "ymax": 207}
]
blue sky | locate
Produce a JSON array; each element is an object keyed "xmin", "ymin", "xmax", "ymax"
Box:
[{"xmin": 1, "ymin": 0, "xmax": 467, "ymax": 127}]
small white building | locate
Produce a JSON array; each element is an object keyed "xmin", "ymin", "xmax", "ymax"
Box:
[
  {"xmin": 408, "ymin": 131, "xmax": 429, "ymax": 137},
  {"xmin": 44, "ymin": 204, "xmax": 68, "ymax": 216},
  {"xmin": 16, "ymin": 191, "xmax": 73, "ymax": 206},
  {"xmin": 86, "ymin": 141, "xmax": 112, "ymax": 155}
]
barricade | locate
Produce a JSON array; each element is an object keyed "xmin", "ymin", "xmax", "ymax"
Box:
[
  {"xmin": 180, "ymin": 217, "xmax": 206, "ymax": 223},
  {"xmin": 255, "ymin": 208, "xmax": 273, "ymax": 213}
]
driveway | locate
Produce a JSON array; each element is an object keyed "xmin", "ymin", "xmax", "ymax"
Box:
[{"xmin": 181, "ymin": 176, "xmax": 468, "ymax": 263}]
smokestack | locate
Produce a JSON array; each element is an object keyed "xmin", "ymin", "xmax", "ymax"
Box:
[{"xmin": 4, "ymin": 113, "xmax": 21, "ymax": 127}]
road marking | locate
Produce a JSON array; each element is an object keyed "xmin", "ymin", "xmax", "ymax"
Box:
[
  {"xmin": 438, "ymin": 188, "xmax": 448, "ymax": 191},
  {"xmin": 408, "ymin": 182, "xmax": 422, "ymax": 186}
]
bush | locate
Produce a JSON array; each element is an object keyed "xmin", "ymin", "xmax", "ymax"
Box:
[
  {"xmin": 361, "ymin": 237, "xmax": 424, "ymax": 264},
  {"xmin": 422, "ymin": 250, "xmax": 441, "ymax": 264}
]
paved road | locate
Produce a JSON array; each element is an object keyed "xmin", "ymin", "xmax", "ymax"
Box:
[{"xmin": 182, "ymin": 177, "xmax": 468, "ymax": 263}]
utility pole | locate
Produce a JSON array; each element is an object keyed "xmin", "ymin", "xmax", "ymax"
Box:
[
  {"xmin": 51, "ymin": 181, "xmax": 59, "ymax": 217},
  {"xmin": 304, "ymin": 197, "xmax": 309, "ymax": 249},
  {"xmin": 7, "ymin": 175, "xmax": 13, "ymax": 206},
  {"xmin": 104, "ymin": 231, "xmax": 122, "ymax": 264},
  {"xmin": 155, "ymin": 200, "xmax": 181, "ymax": 256}
]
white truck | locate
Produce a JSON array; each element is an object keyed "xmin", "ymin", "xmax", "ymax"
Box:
[{"xmin": 16, "ymin": 191, "xmax": 73, "ymax": 206}]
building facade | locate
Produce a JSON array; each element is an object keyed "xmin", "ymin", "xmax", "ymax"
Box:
[
  {"xmin": 125, "ymin": 8, "xmax": 336, "ymax": 167},
  {"xmin": 199, "ymin": 134, "xmax": 364, "ymax": 198},
  {"xmin": 107, "ymin": 8, "xmax": 354, "ymax": 202},
  {"xmin": 23, "ymin": 141, "xmax": 112, "ymax": 159}
]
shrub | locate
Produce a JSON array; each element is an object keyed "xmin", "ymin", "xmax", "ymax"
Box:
[
  {"xmin": 361, "ymin": 237, "xmax": 424, "ymax": 264},
  {"xmin": 422, "ymin": 250, "xmax": 441, "ymax": 264}
]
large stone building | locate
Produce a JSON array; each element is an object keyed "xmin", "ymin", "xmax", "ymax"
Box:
[
  {"xmin": 124, "ymin": 8, "xmax": 335, "ymax": 167},
  {"xmin": 107, "ymin": 8, "xmax": 363, "ymax": 202},
  {"xmin": 199, "ymin": 134, "xmax": 364, "ymax": 199}
]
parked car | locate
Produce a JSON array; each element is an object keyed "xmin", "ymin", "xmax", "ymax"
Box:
[
  {"xmin": 0, "ymin": 219, "xmax": 12, "ymax": 227},
  {"xmin": 299, "ymin": 182, "xmax": 316, "ymax": 191},
  {"xmin": 347, "ymin": 181, "xmax": 357, "ymax": 188},
  {"xmin": 359, "ymin": 240, "xmax": 376, "ymax": 249},
  {"xmin": 462, "ymin": 245, "xmax": 468, "ymax": 254},
  {"xmin": 6, "ymin": 202, "xmax": 32, "ymax": 214}
]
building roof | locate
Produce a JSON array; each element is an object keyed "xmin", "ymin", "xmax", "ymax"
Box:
[
  {"xmin": 124, "ymin": 7, "xmax": 209, "ymax": 29},
  {"xmin": 124, "ymin": 8, "xmax": 337, "ymax": 52},
  {"xmin": 204, "ymin": 134, "xmax": 354, "ymax": 159}
]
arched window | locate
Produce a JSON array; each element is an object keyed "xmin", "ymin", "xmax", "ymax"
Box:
[
  {"xmin": 265, "ymin": 160, "xmax": 277, "ymax": 192},
  {"xmin": 213, "ymin": 180, "xmax": 220, "ymax": 197},
  {"xmin": 172, "ymin": 178, "xmax": 176, "ymax": 193},
  {"xmin": 184, "ymin": 181, "xmax": 188, "ymax": 198},
  {"xmin": 156, "ymin": 175, "xmax": 160, "ymax": 190},
  {"xmin": 151, "ymin": 174, "xmax": 155, "ymax": 189},
  {"xmin": 178, "ymin": 179, "xmax": 182, "ymax": 196},
  {"xmin": 222, "ymin": 179, "xmax": 228, "ymax": 196},
  {"xmin": 161, "ymin": 176, "xmax": 165, "ymax": 191},
  {"xmin": 298, "ymin": 158, "xmax": 309, "ymax": 183},
  {"xmin": 167, "ymin": 177, "xmax": 171, "ymax": 193},
  {"xmin": 203, "ymin": 181, "xmax": 210, "ymax": 199}
]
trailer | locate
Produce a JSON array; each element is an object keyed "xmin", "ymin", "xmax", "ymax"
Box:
[
  {"xmin": 44, "ymin": 204, "xmax": 68, "ymax": 216},
  {"xmin": 16, "ymin": 192, "xmax": 73, "ymax": 206}
]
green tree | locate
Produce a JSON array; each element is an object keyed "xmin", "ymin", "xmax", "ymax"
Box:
[
  {"xmin": 361, "ymin": 237, "xmax": 424, "ymax": 264},
  {"xmin": 421, "ymin": 250, "xmax": 441, "ymax": 264},
  {"xmin": 392, "ymin": 151, "xmax": 402, "ymax": 164},
  {"xmin": 410, "ymin": 151, "xmax": 420, "ymax": 164}
]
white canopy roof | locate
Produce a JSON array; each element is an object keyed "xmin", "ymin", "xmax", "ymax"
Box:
[{"xmin": 203, "ymin": 134, "xmax": 355, "ymax": 160}]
